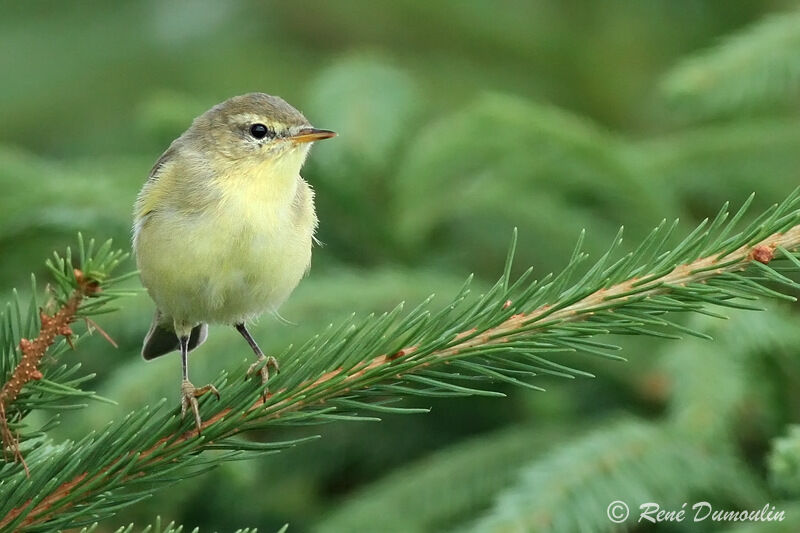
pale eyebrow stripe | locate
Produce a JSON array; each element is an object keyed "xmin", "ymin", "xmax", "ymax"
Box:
[{"xmin": 230, "ymin": 113, "xmax": 281, "ymax": 129}]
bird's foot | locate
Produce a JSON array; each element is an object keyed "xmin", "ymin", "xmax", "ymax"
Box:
[
  {"xmin": 247, "ymin": 354, "xmax": 280, "ymax": 385},
  {"xmin": 180, "ymin": 379, "xmax": 220, "ymax": 432},
  {"xmin": 247, "ymin": 355, "xmax": 279, "ymax": 402}
]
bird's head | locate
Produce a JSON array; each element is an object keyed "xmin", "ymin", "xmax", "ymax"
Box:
[{"xmin": 186, "ymin": 92, "xmax": 336, "ymax": 170}]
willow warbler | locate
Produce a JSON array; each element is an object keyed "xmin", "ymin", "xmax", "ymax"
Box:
[{"xmin": 133, "ymin": 93, "xmax": 335, "ymax": 430}]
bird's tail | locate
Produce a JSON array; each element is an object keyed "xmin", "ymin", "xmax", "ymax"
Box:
[{"xmin": 142, "ymin": 310, "xmax": 208, "ymax": 360}]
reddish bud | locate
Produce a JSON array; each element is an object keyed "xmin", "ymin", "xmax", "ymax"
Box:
[{"xmin": 751, "ymin": 245, "xmax": 774, "ymax": 264}]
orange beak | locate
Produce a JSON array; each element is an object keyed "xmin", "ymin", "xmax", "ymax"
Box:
[{"xmin": 290, "ymin": 128, "xmax": 337, "ymax": 143}]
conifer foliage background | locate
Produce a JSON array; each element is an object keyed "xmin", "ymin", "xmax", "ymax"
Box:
[{"xmin": 2, "ymin": 1, "xmax": 800, "ymax": 531}]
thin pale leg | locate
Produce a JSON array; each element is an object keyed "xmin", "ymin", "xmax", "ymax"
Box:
[
  {"xmin": 236, "ymin": 323, "xmax": 279, "ymax": 385},
  {"xmin": 179, "ymin": 334, "xmax": 219, "ymax": 432}
]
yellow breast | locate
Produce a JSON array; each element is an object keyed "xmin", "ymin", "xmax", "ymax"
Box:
[{"xmin": 134, "ymin": 149, "xmax": 317, "ymax": 326}]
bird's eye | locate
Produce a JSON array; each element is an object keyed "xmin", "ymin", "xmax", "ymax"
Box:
[{"xmin": 249, "ymin": 123, "xmax": 271, "ymax": 139}]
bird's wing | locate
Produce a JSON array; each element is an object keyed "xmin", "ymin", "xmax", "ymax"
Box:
[{"xmin": 134, "ymin": 144, "xmax": 179, "ymax": 221}]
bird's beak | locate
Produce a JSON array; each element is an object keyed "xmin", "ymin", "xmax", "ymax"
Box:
[{"xmin": 290, "ymin": 128, "xmax": 337, "ymax": 143}]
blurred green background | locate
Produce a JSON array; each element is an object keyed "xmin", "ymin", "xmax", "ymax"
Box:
[{"xmin": 2, "ymin": 1, "xmax": 800, "ymax": 531}]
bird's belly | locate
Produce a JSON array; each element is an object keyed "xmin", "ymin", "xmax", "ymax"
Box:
[{"xmin": 136, "ymin": 209, "xmax": 312, "ymax": 326}]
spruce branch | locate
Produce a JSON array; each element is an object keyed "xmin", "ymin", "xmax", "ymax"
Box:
[
  {"xmin": 3, "ymin": 192, "xmax": 800, "ymax": 531},
  {"xmin": 0, "ymin": 236, "xmax": 133, "ymax": 476},
  {"xmin": 0, "ymin": 271, "xmax": 97, "ymax": 414},
  {"xmin": 0, "ymin": 287, "xmax": 83, "ymax": 474}
]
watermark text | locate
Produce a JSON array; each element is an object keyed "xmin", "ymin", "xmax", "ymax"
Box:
[{"xmin": 606, "ymin": 501, "xmax": 785, "ymax": 524}]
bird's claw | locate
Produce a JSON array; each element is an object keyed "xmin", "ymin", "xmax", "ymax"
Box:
[
  {"xmin": 180, "ymin": 379, "xmax": 220, "ymax": 432},
  {"xmin": 247, "ymin": 354, "xmax": 279, "ymax": 384},
  {"xmin": 247, "ymin": 355, "xmax": 279, "ymax": 401}
]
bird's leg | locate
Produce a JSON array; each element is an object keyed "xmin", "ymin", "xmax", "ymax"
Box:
[
  {"xmin": 236, "ymin": 323, "xmax": 279, "ymax": 386},
  {"xmin": 178, "ymin": 333, "xmax": 219, "ymax": 432}
]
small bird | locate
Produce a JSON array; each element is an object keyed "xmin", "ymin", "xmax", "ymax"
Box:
[{"xmin": 133, "ymin": 93, "xmax": 335, "ymax": 430}]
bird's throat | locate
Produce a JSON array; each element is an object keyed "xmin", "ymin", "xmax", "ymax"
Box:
[{"xmin": 218, "ymin": 147, "xmax": 309, "ymax": 221}]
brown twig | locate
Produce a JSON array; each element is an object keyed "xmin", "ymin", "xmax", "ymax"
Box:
[
  {"xmin": 3, "ymin": 226, "xmax": 800, "ymax": 531},
  {"xmin": 0, "ymin": 270, "xmax": 99, "ymax": 476}
]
